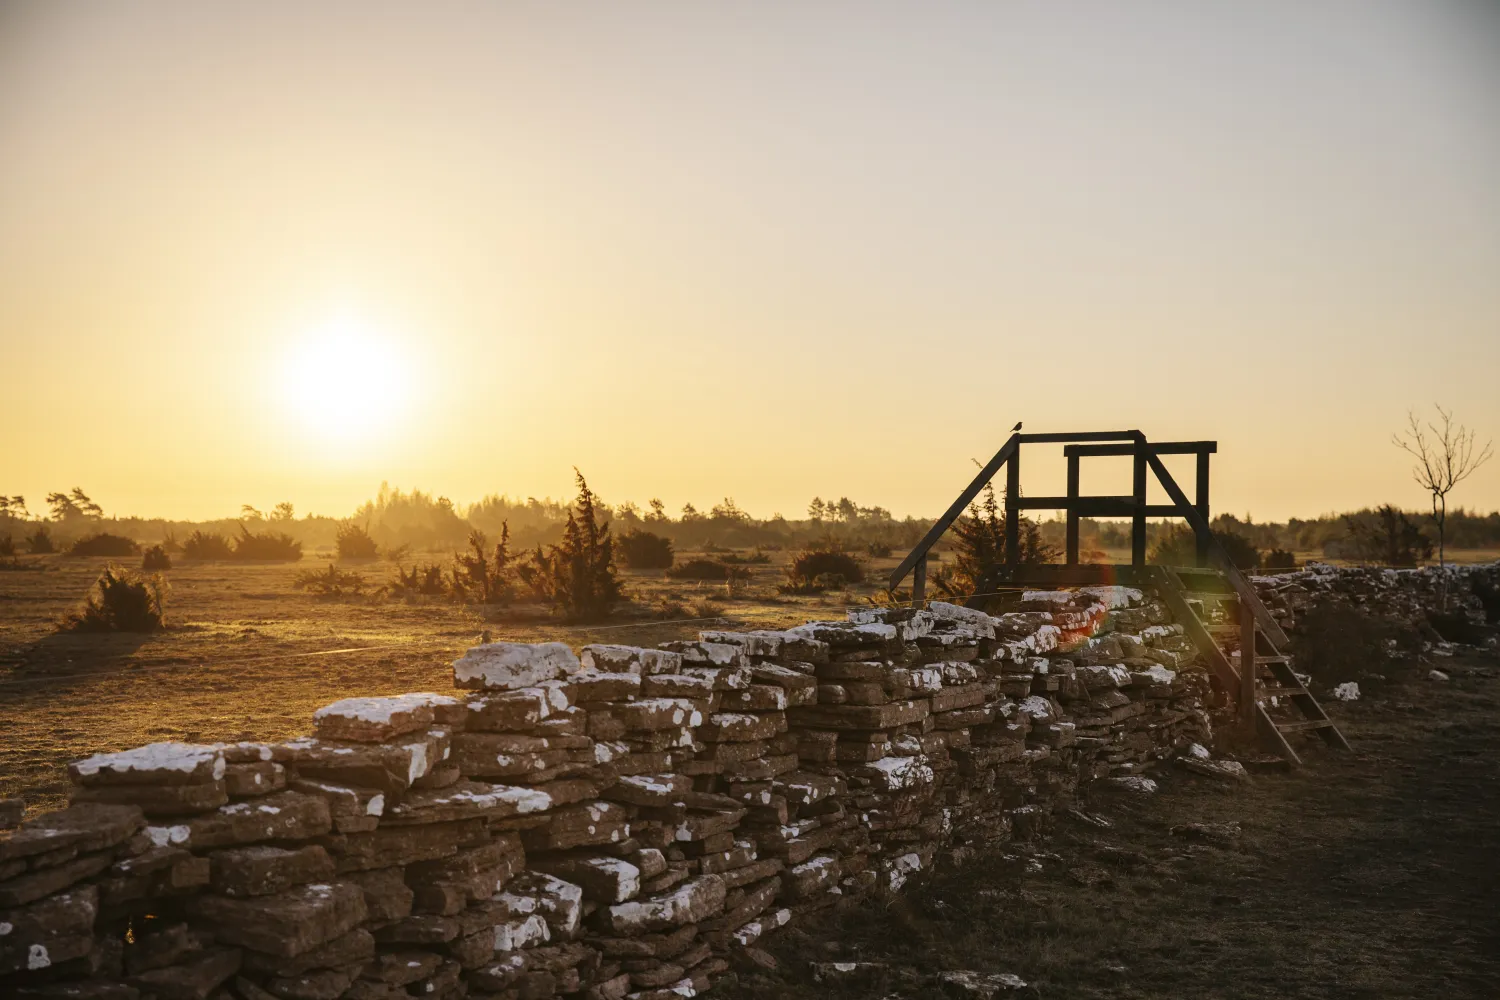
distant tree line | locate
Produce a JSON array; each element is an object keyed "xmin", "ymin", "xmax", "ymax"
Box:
[{"xmin": 4, "ymin": 481, "xmax": 1498, "ymax": 569}]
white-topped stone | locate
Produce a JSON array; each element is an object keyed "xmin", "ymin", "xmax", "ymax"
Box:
[{"xmin": 454, "ymin": 642, "xmax": 581, "ymax": 691}]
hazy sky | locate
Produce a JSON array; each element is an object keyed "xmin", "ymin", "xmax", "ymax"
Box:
[{"xmin": 2, "ymin": 1, "xmax": 1497, "ymax": 523}]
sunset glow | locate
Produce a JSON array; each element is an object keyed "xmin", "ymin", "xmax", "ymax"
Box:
[
  {"xmin": 0, "ymin": 3, "xmax": 1495, "ymax": 520},
  {"xmin": 277, "ymin": 316, "xmax": 411, "ymax": 446}
]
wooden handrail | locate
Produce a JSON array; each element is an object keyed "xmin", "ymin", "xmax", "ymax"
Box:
[
  {"xmin": 1016, "ymin": 430, "xmax": 1139, "ymax": 444},
  {"xmin": 1062, "ymin": 441, "xmax": 1217, "ymax": 457},
  {"xmin": 888, "ymin": 433, "xmax": 1020, "ymax": 590}
]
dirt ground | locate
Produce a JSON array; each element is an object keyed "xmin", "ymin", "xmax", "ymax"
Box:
[
  {"xmin": 716, "ymin": 648, "xmax": 1500, "ymax": 1000},
  {"xmin": 0, "ymin": 550, "xmax": 893, "ymax": 809}
]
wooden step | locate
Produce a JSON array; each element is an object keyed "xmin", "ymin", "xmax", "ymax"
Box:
[
  {"xmin": 1275, "ymin": 718, "xmax": 1333, "ymax": 733},
  {"xmin": 1153, "ymin": 564, "xmax": 1349, "ymax": 762},
  {"xmin": 1231, "ymin": 652, "xmax": 1293, "ymax": 667},
  {"xmin": 1257, "ymin": 685, "xmax": 1308, "ymax": 699}
]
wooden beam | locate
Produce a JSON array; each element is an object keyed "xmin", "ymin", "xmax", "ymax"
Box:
[
  {"xmin": 1131, "ymin": 442, "xmax": 1147, "ymax": 566},
  {"xmin": 1017, "ymin": 430, "xmax": 1139, "ymax": 444},
  {"xmin": 1065, "ymin": 453, "xmax": 1080, "ymax": 566},
  {"xmin": 1005, "ymin": 446, "xmax": 1020, "ymax": 566},
  {"xmin": 1012, "ymin": 496, "xmax": 1182, "ymax": 517},
  {"xmin": 1195, "ymin": 450, "xmax": 1211, "ymax": 567},
  {"xmin": 1240, "ymin": 597, "xmax": 1258, "ymax": 726},
  {"xmin": 888, "ymin": 433, "xmax": 1020, "ymax": 590},
  {"xmin": 1063, "ymin": 441, "xmax": 1217, "ymax": 457}
]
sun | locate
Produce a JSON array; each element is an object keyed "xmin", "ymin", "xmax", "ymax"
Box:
[{"xmin": 277, "ymin": 315, "xmax": 409, "ymax": 443}]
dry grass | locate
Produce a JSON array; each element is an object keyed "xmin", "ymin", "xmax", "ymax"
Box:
[{"xmin": 0, "ymin": 546, "xmax": 899, "ymax": 809}]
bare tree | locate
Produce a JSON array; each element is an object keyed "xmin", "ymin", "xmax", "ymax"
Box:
[{"xmin": 1392, "ymin": 406, "xmax": 1493, "ymax": 574}]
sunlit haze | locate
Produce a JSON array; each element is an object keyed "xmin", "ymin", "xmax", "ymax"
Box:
[{"xmin": 2, "ymin": 2, "xmax": 1497, "ymax": 522}]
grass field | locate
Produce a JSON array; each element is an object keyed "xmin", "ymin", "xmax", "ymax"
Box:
[
  {"xmin": 3, "ymin": 546, "xmax": 1496, "ymax": 811},
  {"xmin": 0, "ymin": 548, "xmax": 899, "ymax": 809}
]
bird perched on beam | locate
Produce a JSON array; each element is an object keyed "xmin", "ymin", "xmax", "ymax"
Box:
[{"xmin": 1012, "ymin": 421, "xmax": 1023, "ymax": 432}]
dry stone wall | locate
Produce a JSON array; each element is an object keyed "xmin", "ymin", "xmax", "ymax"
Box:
[
  {"xmin": 1251, "ymin": 562, "xmax": 1500, "ymax": 635},
  {"xmin": 2, "ymin": 586, "xmax": 1221, "ymax": 1000}
]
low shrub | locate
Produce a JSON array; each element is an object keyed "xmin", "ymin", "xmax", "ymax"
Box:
[
  {"xmin": 780, "ymin": 549, "xmax": 863, "ymax": 594},
  {"xmin": 390, "ymin": 562, "xmax": 449, "ymax": 598},
  {"xmin": 336, "ymin": 521, "xmax": 380, "ymax": 560},
  {"xmin": 653, "ymin": 597, "xmax": 691, "ymax": 619},
  {"xmin": 26, "ymin": 527, "xmax": 55, "ymax": 554},
  {"xmin": 294, "ymin": 564, "xmax": 368, "ymax": 599},
  {"xmin": 63, "ymin": 566, "xmax": 167, "ymax": 632},
  {"xmin": 141, "ymin": 545, "xmax": 172, "ymax": 570},
  {"xmin": 452, "ymin": 527, "xmax": 515, "ymax": 604},
  {"xmin": 1262, "ymin": 548, "xmax": 1297, "ymax": 571},
  {"xmin": 0, "ymin": 535, "xmax": 13, "ymax": 558},
  {"xmin": 1472, "ymin": 576, "xmax": 1500, "ymax": 625},
  {"xmin": 182, "ymin": 530, "xmax": 234, "ymax": 560},
  {"xmin": 514, "ymin": 472, "xmax": 620, "ymax": 622},
  {"xmin": 67, "ymin": 533, "xmax": 140, "ymax": 558},
  {"xmin": 1150, "ymin": 526, "xmax": 1259, "ymax": 570},
  {"xmin": 690, "ymin": 600, "xmax": 726, "ymax": 620},
  {"xmin": 865, "ymin": 542, "xmax": 893, "ymax": 559},
  {"xmin": 719, "ymin": 548, "xmax": 771, "ymax": 565},
  {"xmin": 618, "ymin": 530, "xmax": 675, "ymax": 570},
  {"xmin": 232, "ymin": 525, "xmax": 303, "ymax": 562},
  {"xmin": 1338, "ymin": 505, "xmax": 1432, "ymax": 566},
  {"xmin": 1290, "ymin": 602, "xmax": 1409, "ymax": 690},
  {"xmin": 666, "ymin": 559, "xmax": 736, "ymax": 581}
]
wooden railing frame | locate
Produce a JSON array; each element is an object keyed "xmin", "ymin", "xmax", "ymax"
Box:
[
  {"xmin": 887, "ymin": 430, "xmax": 1284, "ymax": 647},
  {"xmin": 890, "ymin": 430, "xmax": 1216, "ymax": 600}
]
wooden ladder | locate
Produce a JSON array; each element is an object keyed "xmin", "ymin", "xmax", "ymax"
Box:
[{"xmin": 1151, "ymin": 566, "xmax": 1349, "ymax": 766}]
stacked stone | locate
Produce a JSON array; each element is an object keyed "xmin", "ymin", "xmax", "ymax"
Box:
[
  {"xmin": 1255, "ymin": 562, "xmax": 1499, "ymax": 636},
  {"xmin": 3, "ymin": 580, "xmax": 1248, "ymax": 1000},
  {"xmin": 674, "ymin": 631, "xmax": 832, "ymax": 951},
  {"xmin": 446, "ymin": 641, "xmax": 639, "ymax": 998},
  {"xmin": 283, "ymin": 690, "xmax": 533, "ymax": 1000},
  {"xmin": 1011, "ymin": 589, "xmax": 1212, "ymax": 784},
  {"xmin": 77, "ymin": 741, "xmax": 315, "ymax": 998},
  {"xmin": 1, "ymin": 801, "xmax": 148, "ymax": 983},
  {"xmin": 776, "ymin": 616, "xmax": 935, "ymax": 893}
]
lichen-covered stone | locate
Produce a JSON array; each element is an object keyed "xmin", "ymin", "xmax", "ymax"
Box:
[
  {"xmin": 603, "ymin": 875, "xmax": 726, "ymax": 935},
  {"xmin": 68, "ymin": 743, "xmax": 225, "ymax": 788},
  {"xmin": 453, "ymin": 642, "xmax": 580, "ymax": 691},
  {"xmin": 312, "ymin": 694, "xmax": 453, "ymax": 743},
  {"xmin": 189, "ymin": 881, "xmax": 367, "ymax": 957}
]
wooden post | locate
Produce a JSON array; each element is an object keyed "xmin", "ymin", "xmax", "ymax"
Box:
[
  {"xmin": 1005, "ymin": 450, "xmax": 1020, "ymax": 566},
  {"xmin": 912, "ymin": 552, "xmax": 927, "ymax": 609},
  {"xmin": 1131, "ymin": 442, "xmax": 1147, "ymax": 566},
  {"xmin": 1065, "ymin": 453, "xmax": 1080, "ymax": 566},
  {"xmin": 1240, "ymin": 596, "xmax": 1258, "ymax": 727},
  {"xmin": 1195, "ymin": 450, "xmax": 1211, "ymax": 567}
]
